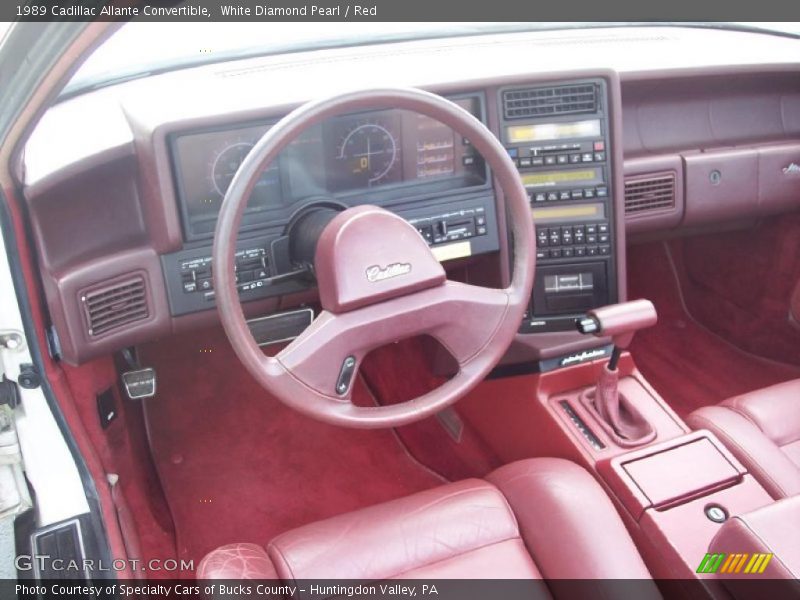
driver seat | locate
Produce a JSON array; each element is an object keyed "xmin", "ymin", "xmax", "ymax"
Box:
[{"xmin": 198, "ymin": 458, "xmax": 660, "ymax": 592}]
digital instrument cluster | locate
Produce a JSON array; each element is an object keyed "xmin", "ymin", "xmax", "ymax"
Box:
[{"xmin": 170, "ymin": 96, "xmax": 486, "ymax": 240}]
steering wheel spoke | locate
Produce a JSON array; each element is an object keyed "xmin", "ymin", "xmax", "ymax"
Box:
[{"xmin": 275, "ymin": 282, "xmax": 510, "ymax": 400}]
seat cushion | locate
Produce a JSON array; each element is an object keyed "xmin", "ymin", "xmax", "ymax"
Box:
[
  {"xmin": 686, "ymin": 379, "xmax": 800, "ymax": 499},
  {"xmin": 266, "ymin": 478, "xmax": 541, "ymax": 580},
  {"xmin": 487, "ymin": 458, "xmax": 653, "ymax": 579},
  {"xmin": 199, "ymin": 458, "xmax": 658, "ymax": 588}
]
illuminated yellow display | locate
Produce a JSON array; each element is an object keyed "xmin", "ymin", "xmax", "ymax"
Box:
[
  {"xmin": 521, "ymin": 169, "xmax": 600, "ymax": 188},
  {"xmin": 532, "ymin": 203, "xmax": 604, "ymax": 222},
  {"xmin": 507, "ymin": 119, "xmax": 601, "ymax": 144}
]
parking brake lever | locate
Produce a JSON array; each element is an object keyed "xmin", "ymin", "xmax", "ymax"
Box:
[{"xmin": 575, "ymin": 300, "xmax": 658, "ymax": 446}]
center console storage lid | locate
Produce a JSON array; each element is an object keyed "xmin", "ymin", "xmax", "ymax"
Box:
[{"xmin": 599, "ymin": 431, "xmax": 746, "ymax": 519}]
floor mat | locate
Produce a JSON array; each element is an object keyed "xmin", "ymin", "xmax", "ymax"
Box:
[
  {"xmin": 140, "ymin": 326, "xmax": 443, "ymax": 565},
  {"xmin": 628, "ymin": 242, "xmax": 800, "ymax": 417}
]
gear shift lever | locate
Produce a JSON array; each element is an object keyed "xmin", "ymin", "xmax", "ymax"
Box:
[{"xmin": 576, "ymin": 299, "xmax": 658, "ymax": 446}]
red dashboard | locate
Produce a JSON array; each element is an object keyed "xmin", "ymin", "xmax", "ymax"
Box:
[{"xmin": 19, "ymin": 27, "xmax": 800, "ymax": 366}]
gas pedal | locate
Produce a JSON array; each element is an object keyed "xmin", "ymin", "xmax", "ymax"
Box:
[{"xmin": 121, "ymin": 368, "xmax": 156, "ymax": 400}]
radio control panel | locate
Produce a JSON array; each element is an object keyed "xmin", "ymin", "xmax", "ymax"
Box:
[{"xmin": 499, "ymin": 79, "xmax": 618, "ymax": 333}]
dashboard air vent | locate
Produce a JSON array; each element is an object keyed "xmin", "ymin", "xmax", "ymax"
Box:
[
  {"xmin": 624, "ymin": 173, "xmax": 676, "ymax": 214},
  {"xmin": 81, "ymin": 275, "xmax": 149, "ymax": 337},
  {"xmin": 502, "ymin": 84, "xmax": 598, "ymax": 119}
]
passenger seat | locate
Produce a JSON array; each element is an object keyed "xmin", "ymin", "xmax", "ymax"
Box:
[{"xmin": 686, "ymin": 379, "xmax": 800, "ymax": 499}]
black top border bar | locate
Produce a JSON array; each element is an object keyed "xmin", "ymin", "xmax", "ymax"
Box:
[{"xmin": 7, "ymin": 0, "xmax": 800, "ymax": 23}]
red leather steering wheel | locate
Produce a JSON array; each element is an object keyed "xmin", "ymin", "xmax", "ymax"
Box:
[{"xmin": 213, "ymin": 88, "xmax": 535, "ymax": 428}]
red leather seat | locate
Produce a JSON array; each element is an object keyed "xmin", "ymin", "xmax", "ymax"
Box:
[
  {"xmin": 687, "ymin": 379, "xmax": 800, "ymax": 499},
  {"xmin": 198, "ymin": 458, "xmax": 659, "ymax": 590}
]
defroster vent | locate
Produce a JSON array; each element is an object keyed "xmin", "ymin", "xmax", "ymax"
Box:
[
  {"xmin": 81, "ymin": 275, "xmax": 149, "ymax": 337},
  {"xmin": 502, "ymin": 84, "xmax": 598, "ymax": 119},
  {"xmin": 624, "ymin": 173, "xmax": 676, "ymax": 214}
]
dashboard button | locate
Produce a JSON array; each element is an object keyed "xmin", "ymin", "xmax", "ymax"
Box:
[
  {"xmin": 586, "ymin": 234, "xmax": 598, "ymax": 244},
  {"xmin": 584, "ymin": 188, "xmax": 595, "ymax": 198},
  {"xmin": 599, "ymin": 245, "xmax": 611, "ymax": 255},
  {"xmin": 462, "ymin": 155, "xmax": 476, "ymax": 166},
  {"xmin": 544, "ymin": 155, "xmax": 557, "ymax": 165},
  {"xmin": 536, "ymin": 249, "xmax": 548, "ymax": 260},
  {"xmin": 519, "ymin": 157, "xmax": 532, "ymax": 167},
  {"xmin": 561, "ymin": 227, "xmax": 573, "ymax": 245},
  {"xmin": 549, "ymin": 229, "xmax": 561, "ymax": 246},
  {"xmin": 599, "ymin": 234, "xmax": 610, "ymax": 244},
  {"xmin": 582, "ymin": 153, "xmax": 594, "ymax": 162},
  {"xmin": 557, "ymin": 154, "xmax": 569, "ymax": 164},
  {"xmin": 563, "ymin": 247, "xmax": 574, "ymax": 258},
  {"xmin": 506, "ymin": 147, "xmax": 518, "ymax": 158},
  {"xmin": 596, "ymin": 186, "xmax": 608, "ymax": 197},
  {"xmin": 585, "ymin": 224, "xmax": 598, "ymax": 234},
  {"xmin": 593, "ymin": 140, "xmax": 605, "ymax": 151},
  {"xmin": 587, "ymin": 246, "xmax": 599, "ymax": 256},
  {"xmin": 598, "ymin": 223, "xmax": 609, "ymax": 234},
  {"xmin": 183, "ymin": 281, "xmax": 197, "ymax": 293},
  {"xmin": 550, "ymin": 248, "xmax": 562, "ymax": 259},
  {"xmin": 198, "ymin": 278, "xmax": 213, "ymax": 291},
  {"xmin": 575, "ymin": 246, "xmax": 587, "ymax": 257},
  {"xmin": 547, "ymin": 192, "xmax": 559, "ymax": 202},
  {"xmin": 531, "ymin": 156, "xmax": 545, "ymax": 167},
  {"xmin": 559, "ymin": 191, "xmax": 571, "ymax": 201},
  {"xmin": 569, "ymin": 153, "xmax": 582, "ymax": 164},
  {"xmin": 594, "ymin": 152, "xmax": 606, "ymax": 162},
  {"xmin": 571, "ymin": 189, "xmax": 584, "ymax": 199},
  {"xmin": 534, "ymin": 192, "xmax": 546, "ymax": 203},
  {"xmin": 537, "ymin": 229, "xmax": 548, "ymax": 246}
]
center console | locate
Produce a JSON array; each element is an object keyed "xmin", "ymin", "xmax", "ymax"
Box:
[{"xmin": 498, "ymin": 78, "xmax": 618, "ymax": 333}]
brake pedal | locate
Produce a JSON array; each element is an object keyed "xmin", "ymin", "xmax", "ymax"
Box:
[{"xmin": 121, "ymin": 368, "xmax": 156, "ymax": 399}]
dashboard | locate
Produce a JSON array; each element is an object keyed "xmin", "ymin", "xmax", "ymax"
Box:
[
  {"xmin": 170, "ymin": 97, "xmax": 486, "ymax": 240},
  {"xmin": 20, "ymin": 26, "xmax": 800, "ymax": 366}
]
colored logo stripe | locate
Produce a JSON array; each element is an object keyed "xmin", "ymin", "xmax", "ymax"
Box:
[
  {"xmin": 697, "ymin": 553, "xmax": 725, "ymax": 574},
  {"xmin": 697, "ymin": 553, "xmax": 773, "ymax": 574}
]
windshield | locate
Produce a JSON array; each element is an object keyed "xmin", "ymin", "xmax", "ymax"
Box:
[{"xmin": 64, "ymin": 21, "xmax": 800, "ymax": 99}]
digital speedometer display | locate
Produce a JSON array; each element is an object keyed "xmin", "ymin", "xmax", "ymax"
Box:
[
  {"xmin": 171, "ymin": 96, "xmax": 487, "ymax": 240},
  {"xmin": 326, "ymin": 114, "xmax": 402, "ymax": 190}
]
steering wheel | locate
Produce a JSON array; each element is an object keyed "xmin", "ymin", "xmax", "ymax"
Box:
[{"xmin": 213, "ymin": 88, "xmax": 535, "ymax": 428}]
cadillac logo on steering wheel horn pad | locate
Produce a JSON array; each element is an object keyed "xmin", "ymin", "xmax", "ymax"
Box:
[{"xmin": 365, "ymin": 262, "xmax": 412, "ymax": 283}]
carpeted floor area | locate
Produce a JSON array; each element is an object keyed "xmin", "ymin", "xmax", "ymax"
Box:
[
  {"xmin": 627, "ymin": 242, "xmax": 800, "ymax": 417},
  {"xmin": 140, "ymin": 327, "xmax": 443, "ymax": 566}
]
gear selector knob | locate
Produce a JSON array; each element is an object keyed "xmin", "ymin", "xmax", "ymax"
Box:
[{"xmin": 577, "ymin": 299, "xmax": 657, "ymax": 350}]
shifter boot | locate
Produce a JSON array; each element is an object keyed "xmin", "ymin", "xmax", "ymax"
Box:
[{"xmin": 583, "ymin": 367, "xmax": 656, "ymax": 447}]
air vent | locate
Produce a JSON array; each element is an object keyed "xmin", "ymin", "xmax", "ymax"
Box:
[
  {"xmin": 625, "ymin": 173, "xmax": 676, "ymax": 214},
  {"xmin": 502, "ymin": 84, "xmax": 598, "ymax": 119},
  {"xmin": 81, "ymin": 275, "xmax": 149, "ymax": 337}
]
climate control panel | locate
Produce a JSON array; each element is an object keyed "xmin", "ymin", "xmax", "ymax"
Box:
[
  {"xmin": 500, "ymin": 78, "xmax": 618, "ymax": 333},
  {"xmin": 161, "ymin": 196, "xmax": 499, "ymax": 317}
]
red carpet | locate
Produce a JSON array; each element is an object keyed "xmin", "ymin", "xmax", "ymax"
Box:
[
  {"xmin": 140, "ymin": 327, "xmax": 443, "ymax": 566},
  {"xmin": 675, "ymin": 215, "xmax": 800, "ymax": 366},
  {"xmin": 628, "ymin": 242, "xmax": 800, "ymax": 417}
]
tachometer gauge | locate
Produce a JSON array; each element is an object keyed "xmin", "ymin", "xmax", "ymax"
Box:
[
  {"xmin": 211, "ymin": 142, "xmax": 255, "ymax": 197},
  {"xmin": 337, "ymin": 122, "xmax": 398, "ymax": 187}
]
